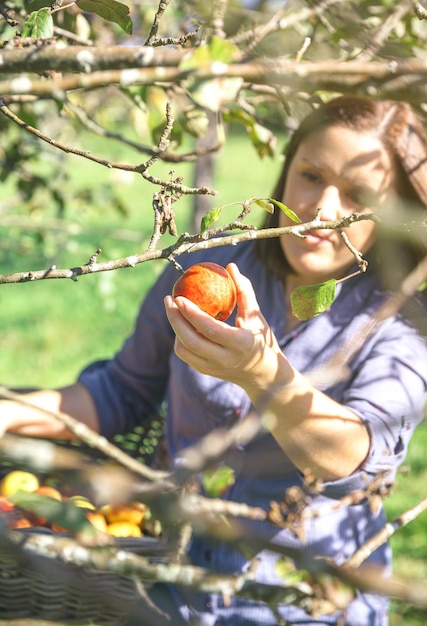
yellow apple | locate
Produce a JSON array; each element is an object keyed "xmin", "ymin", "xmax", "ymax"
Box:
[
  {"xmin": 101, "ymin": 502, "xmax": 147, "ymax": 526},
  {"xmin": 106, "ymin": 521, "xmax": 142, "ymax": 537},
  {"xmin": 66, "ymin": 495, "xmax": 96, "ymax": 510},
  {"xmin": 0, "ymin": 470, "xmax": 40, "ymax": 497},
  {"xmin": 86, "ymin": 511, "xmax": 108, "ymax": 533}
]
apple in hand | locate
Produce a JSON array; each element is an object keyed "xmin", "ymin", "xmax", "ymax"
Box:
[{"xmin": 172, "ymin": 262, "xmax": 237, "ymax": 321}]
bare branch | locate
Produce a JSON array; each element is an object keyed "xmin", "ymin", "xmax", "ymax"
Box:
[
  {"xmin": 345, "ymin": 496, "xmax": 427, "ymax": 568},
  {"xmin": 356, "ymin": 0, "xmax": 413, "ymax": 62},
  {"xmin": 0, "ymin": 212, "xmax": 376, "ymax": 285},
  {"xmin": 0, "ymin": 4, "xmax": 19, "ymax": 27},
  {"xmin": 145, "ymin": 0, "xmax": 171, "ymax": 45},
  {"xmin": 413, "ymin": 1, "xmax": 427, "ymax": 20},
  {"xmin": 2, "ymin": 55, "xmax": 427, "ymax": 105},
  {"xmin": 338, "ymin": 229, "xmax": 369, "ymax": 272},
  {"xmin": 230, "ymin": 0, "xmax": 343, "ymax": 47},
  {"xmin": 64, "ymin": 93, "xmax": 222, "ymax": 163},
  {"xmin": 211, "ymin": 0, "xmax": 228, "ymax": 39},
  {"xmin": 0, "ymin": 100, "xmax": 215, "ymax": 195}
]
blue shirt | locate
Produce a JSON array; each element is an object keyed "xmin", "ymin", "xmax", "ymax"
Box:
[{"xmin": 79, "ymin": 240, "xmax": 427, "ymax": 625}]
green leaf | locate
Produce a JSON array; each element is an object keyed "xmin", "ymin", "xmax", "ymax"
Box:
[
  {"xmin": 275, "ymin": 556, "xmax": 311, "ymax": 586},
  {"xmin": 180, "ymin": 36, "xmax": 239, "ymax": 71},
  {"xmin": 251, "ymin": 198, "xmax": 275, "ymax": 214},
  {"xmin": 22, "ymin": 8, "xmax": 53, "ymax": 38},
  {"xmin": 199, "ymin": 206, "xmax": 222, "ymax": 234},
  {"xmin": 268, "ymin": 199, "xmax": 301, "ymax": 223},
  {"xmin": 77, "ymin": 0, "xmax": 133, "ymax": 34},
  {"xmin": 290, "ymin": 280, "xmax": 337, "ymax": 321},
  {"xmin": 202, "ymin": 465, "xmax": 235, "ymax": 497},
  {"xmin": 10, "ymin": 492, "xmax": 100, "ymax": 541},
  {"xmin": 222, "ymin": 108, "xmax": 275, "ymax": 158},
  {"xmin": 181, "ymin": 107, "xmax": 209, "ymax": 138},
  {"xmin": 10, "ymin": 491, "xmax": 63, "ymax": 519},
  {"xmin": 247, "ymin": 122, "xmax": 276, "ymax": 158}
]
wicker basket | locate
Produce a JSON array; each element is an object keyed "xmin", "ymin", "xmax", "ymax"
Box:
[
  {"xmin": 0, "ymin": 529, "xmax": 170, "ymax": 624},
  {"xmin": 0, "ymin": 418, "xmax": 170, "ymax": 623}
]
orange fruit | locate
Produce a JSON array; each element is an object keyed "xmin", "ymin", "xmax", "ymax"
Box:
[{"xmin": 172, "ymin": 262, "xmax": 237, "ymax": 321}]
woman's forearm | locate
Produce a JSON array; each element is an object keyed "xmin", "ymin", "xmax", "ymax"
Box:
[
  {"xmin": 242, "ymin": 352, "xmax": 370, "ymax": 481},
  {"xmin": 0, "ymin": 382, "xmax": 100, "ymax": 439}
]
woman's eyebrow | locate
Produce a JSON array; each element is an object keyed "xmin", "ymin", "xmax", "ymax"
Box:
[
  {"xmin": 346, "ymin": 179, "xmax": 380, "ymax": 194},
  {"xmin": 300, "ymin": 157, "xmax": 325, "ymax": 169}
]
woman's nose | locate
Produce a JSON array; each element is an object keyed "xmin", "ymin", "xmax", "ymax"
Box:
[
  {"xmin": 315, "ymin": 185, "xmax": 342, "ymax": 221},
  {"xmin": 316, "ymin": 185, "xmax": 343, "ymax": 222}
]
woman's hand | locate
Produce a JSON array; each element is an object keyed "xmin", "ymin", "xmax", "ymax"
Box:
[
  {"xmin": 165, "ymin": 263, "xmax": 370, "ymax": 480},
  {"xmin": 164, "ymin": 263, "xmax": 293, "ymax": 396},
  {"xmin": 0, "ymin": 384, "xmax": 100, "ymax": 440}
]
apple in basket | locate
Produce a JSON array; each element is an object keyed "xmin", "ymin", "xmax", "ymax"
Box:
[{"xmin": 0, "ymin": 470, "xmax": 40, "ymax": 497}]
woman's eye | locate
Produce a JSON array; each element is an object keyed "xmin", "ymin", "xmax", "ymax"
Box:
[
  {"xmin": 347, "ymin": 187, "xmax": 378, "ymax": 207},
  {"xmin": 301, "ymin": 171, "xmax": 321, "ymax": 184}
]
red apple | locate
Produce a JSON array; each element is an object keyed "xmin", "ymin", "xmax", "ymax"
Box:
[{"xmin": 172, "ymin": 262, "xmax": 237, "ymax": 321}]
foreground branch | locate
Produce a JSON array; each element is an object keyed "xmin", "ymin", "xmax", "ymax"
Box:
[
  {"xmin": 0, "ymin": 213, "xmax": 375, "ymax": 284},
  {"xmin": 2, "ymin": 54, "xmax": 427, "ymax": 104}
]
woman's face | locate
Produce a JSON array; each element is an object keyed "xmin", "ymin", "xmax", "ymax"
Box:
[{"xmin": 280, "ymin": 125, "xmax": 397, "ymax": 288}]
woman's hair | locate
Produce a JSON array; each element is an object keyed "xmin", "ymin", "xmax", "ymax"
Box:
[{"xmin": 257, "ymin": 96, "xmax": 427, "ymax": 285}]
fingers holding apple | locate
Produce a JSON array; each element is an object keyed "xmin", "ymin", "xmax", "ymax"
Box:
[{"xmin": 166, "ymin": 261, "xmax": 280, "ymax": 384}]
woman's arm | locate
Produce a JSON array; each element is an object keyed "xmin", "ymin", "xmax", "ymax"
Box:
[
  {"xmin": 0, "ymin": 382, "xmax": 100, "ymax": 439},
  {"xmin": 164, "ymin": 263, "xmax": 370, "ymax": 481}
]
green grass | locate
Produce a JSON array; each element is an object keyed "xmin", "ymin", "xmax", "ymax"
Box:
[
  {"xmin": 385, "ymin": 419, "xmax": 427, "ymax": 626},
  {"xmin": 1, "ymin": 127, "xmax": 427, "ymax": 624}
]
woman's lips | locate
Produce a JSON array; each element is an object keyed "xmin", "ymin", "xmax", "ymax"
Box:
[{"xmin": 302, "ymin": 230, "xmax": 334, "ymax": 245}]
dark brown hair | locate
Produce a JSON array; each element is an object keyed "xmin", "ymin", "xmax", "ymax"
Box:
[{"xmin": 257, "ymin": 96, "xmax": 427, "ymax": 285}]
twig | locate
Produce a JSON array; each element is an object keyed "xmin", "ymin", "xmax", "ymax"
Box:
[
  {"xmin": 230, "ymin": 0, "xmax": 343, "ymax": 47},
  {"xmin": 50, "ymin": 1, "xmax": 76, "ymax": 15},
  {"xmin": 0, "ymin": 100, "xmax": 214, "ymax": 196},
  {"xmin": 137, "ymin": 101, "xmax": 173, "ymax": 172},
  {"xmin": 64, "ymin": 94, "xmax": 222, "ymax": 163},
  {"xmin": 211, "ymin": 0, "xmax": 228, "ymax": 39},
  {"xmin": 295, "ymin": 37, "xmax": 312, "ymax": 63},
  {"xmin": 171, "ymin": 411, "xmax": 264, "ymax": 486},
  {"xmin": 356, "ymin": 0, "xmax": 412, "ymax": 62},
  {"xmin": 148, "ymin": 174, "xmax": 182, "ymax": 250},
  {"xmin": 182, "ymin": 492, "xmax": 267, "ymax": 522},
  {"xmin": 344, "ymin": 496, "xmax": 427, "ymax": 568},
  {"xmin": 53, "ymin": 25, "xmax": 94, "ymax": 46},
  {"xmin": 338, "ymin": 228, "xmax": 369, "ymax": 272},
  {"xmin": 145, "ymin": 0, "xmax": 171, "ymax": 45},
  {"xmin": 0, "ymin": 5, "xmax": 19, "ymax": 27},
  {"xmin": 413, "ymin": 1, "xmax": 427, "ymax": 19}
]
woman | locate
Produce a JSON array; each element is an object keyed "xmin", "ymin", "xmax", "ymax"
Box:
[{"xmin": 2, "ymin": 96, "xmax": 427, "ymax": 625}]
